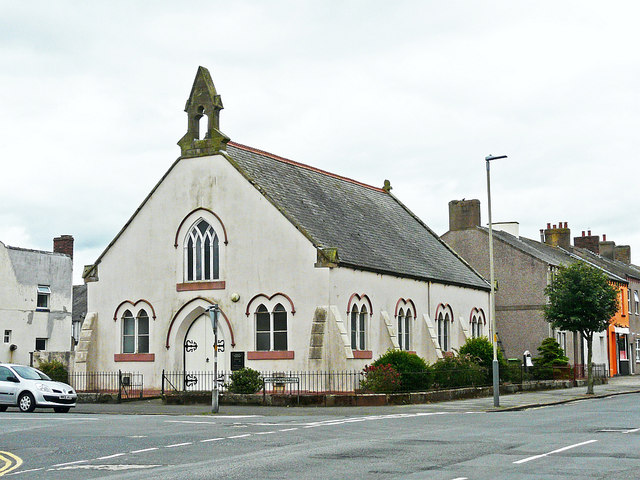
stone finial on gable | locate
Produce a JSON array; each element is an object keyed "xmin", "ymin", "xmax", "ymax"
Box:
[
  {"xmin": 382, "ymin": 179, "xmax": 392, "ymax": 192},
  {"xmin": 178, "ymin": 66, "xmax": 230, "ymax": 157}
]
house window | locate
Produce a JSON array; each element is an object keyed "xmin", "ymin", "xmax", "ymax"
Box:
[
  {"xmin": 636, "ymin": 339, "xmax": 640, "ymax": 362},
  {"xmin": 350, "ymin": 304, "xmax": 367, "ymax": 350},
  {"xmin": 3, "ymin": 330, "xmax": 11, "ymax": 343},
  {"xmin": 397, "ymin": 308, "xmax": 411, "ymax": 350},
  {"xmin": 184, "ymin": 219, "xmax": 219, "ymax": 281},
  {"xmin": 255, "ymin": 303, "xmax": 288, "ymax": 351},
  {"xmin": 122, "ymin": 309, "xmax": 150, "ymax": 354},
  {"xmin": 437, "ymin": 311, "xmax": 450, "ymax": 351},
  {"xmin": 634, "ymin": 290, "xmax": 639, "ymax": 315},
  {"xmin": 36, "ymin": 285, "xmax": 51, "ymax": 311},
  {"xmin": 35, "ymin": 338, "xmax": 47, "ymax": 351}
]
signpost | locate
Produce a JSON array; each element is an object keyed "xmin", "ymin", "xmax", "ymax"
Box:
[{"xmin": 207, "ymin": 304, "xmax": 220, "ymax": 413}]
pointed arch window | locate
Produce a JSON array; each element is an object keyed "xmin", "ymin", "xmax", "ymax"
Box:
[
  {"xmin": 122, "ymin": 309, "xmax": 150, "ymax": 354},
  {"xmin": 185, "ymin": 219, "xmax": 219, "ymax": 281},
  {"xmin": 437, "ymin": 311, "xmax": 450, "ymax": 351},
  {"xmin": 398, "ymin": 308, "xmax": 411, "ymax": 351},
  {"xmin": 255, "ymin": 303, "xmax": 288, "ymax": 351},
  {"xmin": 350, "ymin": 304, "xmax": 368, "ymax": 351}
]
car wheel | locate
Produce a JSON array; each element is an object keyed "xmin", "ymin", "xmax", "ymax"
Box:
[
  {"xmin": 18, "ymin": 392, "xmax": 36, "ymax": 413},
  {"xmin": 0, "ymin": 405, "xmax": 7, "ymax": 412},
  {"xmin": 53, "ymin": 407, "xmax": 70, "ymax": 413}
]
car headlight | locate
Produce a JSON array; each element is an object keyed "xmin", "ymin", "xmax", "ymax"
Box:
[{"xmin": 36, "ymin": 383, "xmax": 52, "ymax": 393}]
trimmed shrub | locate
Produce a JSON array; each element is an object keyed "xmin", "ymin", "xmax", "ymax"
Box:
[
  {"xmin": 431, "ymin": 354, "xmax": 486, "ymax": 389},
  {"xmin": 531, "ymin": 338, "xmax": 570, "ymax": 380},
  {"xmin": 360, "ymin": 364, "xmax": 401, "ymax": 393},
  {"xmin": 228, "ymin": 368, "xmax": 263, "ymax": 394},
  {"xmin": 371, "ymin": 350, "xmax": 433, "ymax": 391},
  {"xmin": 458, "ymin": 336, "xmax": 510, "ymax": 382},
  {"xmin": 37, "ymin": 359, "xmax": 68, "ymax": 383}
]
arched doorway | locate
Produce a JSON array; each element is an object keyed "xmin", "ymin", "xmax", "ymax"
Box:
[{"xmin": 182, "ymin": 313, "xmax": 227, "ymax": 391}]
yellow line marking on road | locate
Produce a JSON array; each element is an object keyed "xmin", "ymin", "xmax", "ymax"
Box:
[{"xmin": 0, "ymin": 451, "xmax": 23, "ymax": 477}]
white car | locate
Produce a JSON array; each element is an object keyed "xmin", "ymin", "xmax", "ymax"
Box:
[{"xmin": 0, "ymin": 363, "xmax": 77, "ymax": 413}]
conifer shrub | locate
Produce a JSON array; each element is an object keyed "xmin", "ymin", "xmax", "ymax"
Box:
[
  {"xmin": 228, "ymin": 368, "xmax": 263, "ymax": 394},
  {"xmin": 532, "ymin": 337, "xmax": 570, "ymax": 380}
]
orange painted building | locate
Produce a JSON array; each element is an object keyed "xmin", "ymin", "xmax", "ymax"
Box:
[{"xmin": 608, "ymin": 282, "xmax": 630, "ymax": 376}]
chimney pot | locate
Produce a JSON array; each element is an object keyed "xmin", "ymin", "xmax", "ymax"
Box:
[
  {"xmin": 547, "ymin": 223, "xmax": 551, "ymax": 229},
  {"xmin": 603, "ymin": 234, "xmax": 607, "ymax": 241},
  {"xmin": 564, "ymin": 222, "xmax": 568, "ymax": 228},
  {"xmin": 582, "ymin": 231, "xmax": 585, "ymax": 237},
  {"xmin": 588, "ymin": 230, "xmax": 591, "ymax": 236}
]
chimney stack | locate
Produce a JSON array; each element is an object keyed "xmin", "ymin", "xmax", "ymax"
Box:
[
  {"xmin": 599, "ymin": 235, "xmax": 615, "ymax": 260},
  {"xmin": 574, "ymin": 230, "xmax": 600, "ymax": 254},
  {"xmin": 543, "ymin": 222, "xmax": 571, "ymax": 250},
  {"xmin": 615, "ymin": 245, "xmax": 631, "ymax": 264},
  {"xmin": 53, "ymin": 235, "xmax": 74, "ymax": 260},
  {"xmin": 448, "ymin": 199, "xmax": 481, "ymax": 231}
]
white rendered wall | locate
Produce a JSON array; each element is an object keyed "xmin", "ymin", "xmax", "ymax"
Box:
[{"xmin": 0, "ymin": 242, "xmax": 73, "ymax": 365}]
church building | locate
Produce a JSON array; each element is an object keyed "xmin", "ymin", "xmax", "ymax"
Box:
[{"xmin": 77, "ymin": 67, "xmax": 490, "ymax": 389}]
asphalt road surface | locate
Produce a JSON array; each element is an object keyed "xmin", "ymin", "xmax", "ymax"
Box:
[{"xmin": 1, "ymin": 393, "xmax": 639, "ymax": 479}]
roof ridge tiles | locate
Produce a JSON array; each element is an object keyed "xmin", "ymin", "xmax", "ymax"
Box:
[{"xmin": 228, "ymin": 141, "xmax": 386, "ymax": 193}]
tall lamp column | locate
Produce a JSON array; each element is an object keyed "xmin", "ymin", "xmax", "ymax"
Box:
[{"xmin": 485, "ymin": 154, "xmax": 507, "ymax": 408}]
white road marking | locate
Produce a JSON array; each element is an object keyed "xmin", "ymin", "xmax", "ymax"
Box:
[
  {"xmin": 165, "ymin": 442, "xmax": 192, "ymax": 448},
  {"xmin": 254, "ymin": 431, "xmax": 276, "ymax": 435},
  {"xmin": 130, "ymin": 448, "xmax": 158, "ymax": 453},
  {"xmin": 193, "ymin": 415, "xmax": 260, "ymax": 418},
  {"xmin": 166, "ymin": 420, "xmax": 216, "ymax": 425},
  {"xmin": 279, "ymin": 428, "xmax": 298, "ymax": 432},
  {"xmin": 451, "ymin": 477, "xmax": 468, "ymax": 480},
  {"xmin": 51, "ymin": 460, "xmax": 88, "ymax": 467},
  {"xmin": 200, "ymin": 438, "xmax": 223, "ymax": 443},
  {"xmin": 227, "ymin": 434, "xmax": 251, "ymax": 439},
  {"xmin": 52, "ymin": 464, "xmax": 161, "ymax": 471},
  {"xmin": 96, "ymin": 453, "xmax": 127, "ymax": 460},
  {"xmin": 513, "ymin": 439, "xmax": 598, "ymax": 464},
  {"xmin": 600, "ymin": 427, "xmax": 640, "ymax": 434},
  {"xmin": 5, "ymin": 467, "xmax": 43, "ymax": 475}
]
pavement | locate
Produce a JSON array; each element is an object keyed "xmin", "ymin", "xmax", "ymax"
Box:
[{"xmin": 71, "ymin": 375, "xmax": 640, "ymax": 416}]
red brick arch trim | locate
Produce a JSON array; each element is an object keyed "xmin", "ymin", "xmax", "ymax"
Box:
[
  {"xmin": 394, "ymin": 298, "xmax": 417, "ymax": 319},
  {"xmin": 469, "ymin": 307, "xmax": 486, "ymax": 325},
  {"xmin": 113, "ymin": 299, "xmax": 157, "ymax": 322},
  {"xmin": 346, "ymin": 293, "xmax": 373, "ymax": 315},
  {"xmin": 435, "ymin": 303, "xmax": 454, "ymax": 322},
  {"xmin": 174, "ymin": 207, "xmax": 229, "ymax": 247},
  {"xmin": 165, "ymin": 296, "xmax": 235, "ymax": 349},
  {"xmin": 245, "ymin": 293, "xmax": 296, "ymax": 316}
]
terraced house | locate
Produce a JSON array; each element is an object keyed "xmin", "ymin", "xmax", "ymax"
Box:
[{"xmin": 77, "ymin": 67, "xmax": 490, "ymax": 390}]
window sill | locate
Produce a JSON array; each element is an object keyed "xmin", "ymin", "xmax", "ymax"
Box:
[
  {"xmin": 114, "ymin": 353, "xmax": 155, "ymax": 362},
  {"xmin": 247, "ymin": 351, "xmax": 294, "ymax": 360},
  {"xmin": 35, "ymin": 308, "xmax": 50, "ymax": 312},
  {"xmin": 351, "ymin": 350, "xmax": 373, "ymax": 359},
  {"xmin": 176, "ymin": 281, "xmax": 226, "ymax": 292}
]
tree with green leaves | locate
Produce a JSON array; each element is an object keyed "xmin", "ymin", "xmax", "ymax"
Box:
[{"xmin": 543, "ymin": 262, "xmax": 619, "ymax": 394}]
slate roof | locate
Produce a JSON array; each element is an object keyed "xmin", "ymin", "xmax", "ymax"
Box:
[
  {"xmin": 483, "ymin": 228, "xmax": 626, "ymax": 283},
  {"xmin": 570, "ymin": 248, "xmax": 640, "ymax": 282},
  {"xmin": 72, "ymin": 284, "xmax": 87, "ymax": 324},
  {"xmin": 226, "ymin": 142, "xmax": 489, "ymax": 290}
]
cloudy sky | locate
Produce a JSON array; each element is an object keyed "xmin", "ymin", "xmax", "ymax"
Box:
[{"xmin": 2, "ymin": 1, "xmax": 640, "ymax": 283}]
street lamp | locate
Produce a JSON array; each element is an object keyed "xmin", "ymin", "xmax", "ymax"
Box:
[
  {"xmin": 486, "ymin": 154, "xmax": 507, "ymax": 408},
  {"xmin": 207, "ymin": 304, "xmax": 220, "ymax": 413}
]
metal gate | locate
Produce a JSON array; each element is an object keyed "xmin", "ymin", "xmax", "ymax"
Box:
[{"xmin": 118, "ymin": 370, "xmax": 144, "ymax": 401}]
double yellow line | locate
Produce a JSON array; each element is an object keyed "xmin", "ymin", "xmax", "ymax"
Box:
[{"xmin": 0, "ymin": 451, "xmax": 22, "ymax": 477}]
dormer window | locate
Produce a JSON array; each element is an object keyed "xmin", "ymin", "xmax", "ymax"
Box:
[
  {"xmin": 36, "ymin": 285, "xmax": 51, "ymax": 311},
  {"xmin": 184, "ymin": 219, "xmax": 219, "ymax": 281}
]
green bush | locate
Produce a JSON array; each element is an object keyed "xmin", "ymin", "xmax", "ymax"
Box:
[
  {"xmin": 37, "ymin": 359, "xmax": 69, "ymax": 383},
  {"xmin": 431, "ymin": 354, "xmax": 487, "ymax": 389},
  {"xmin": 534, "ymin": 337, "xmax": 569, "ymax": 367},
  {"xmin": 360, "ymin": 364, "xmax": 402, "ymax": 393},
  {"xmin": 228, "ymin": 368, "xmax": 263, "ymax": 394},
  {"xmin": 458, "ymin": 336, "xmax": 511, "ymax": 382},
  {"xmin": 371, "ymin": 350, "xmax": 433, "ymax": 391}
]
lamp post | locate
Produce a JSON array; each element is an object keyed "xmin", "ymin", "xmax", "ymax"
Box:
[
  {"xmin": 486, "ymin": 154, "xmax": 507, "ymax": 407},
  {"xmin": 207, "ymin": 304, "xmax": 220, "ymax": 413}
]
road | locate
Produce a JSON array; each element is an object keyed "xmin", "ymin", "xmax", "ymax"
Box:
[{"xmin": 1, "ymin": 393, "xmax": 639, "ymax": 479}]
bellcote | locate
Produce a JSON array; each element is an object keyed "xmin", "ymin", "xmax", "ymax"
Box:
[{"xmin": 178, "ymin": 66, "xmax": 230, "ymax": 157}]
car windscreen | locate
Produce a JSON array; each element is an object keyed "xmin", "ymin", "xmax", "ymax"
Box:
[{"xmin": 12, "ymin": 366, "xmax": 51, "ymax": 381}]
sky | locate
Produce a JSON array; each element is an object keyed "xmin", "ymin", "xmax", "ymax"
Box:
[{"xmin": 2, "ymin": 1, "xmax": 640, "ymax": 283}]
